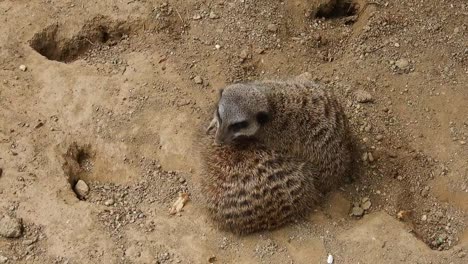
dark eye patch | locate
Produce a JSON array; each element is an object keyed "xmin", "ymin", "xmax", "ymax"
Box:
[
  {"xmin": 256, "ymin": 111, "xmax": 270, "ymax": 125},
  {"xmin": 229, "ymin": 121, "xmax": 249, "ymax": 132}
]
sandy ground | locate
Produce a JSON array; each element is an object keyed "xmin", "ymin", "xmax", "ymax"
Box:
[{"xmin": 0, "ymin": 0, "xmax": 467, "ymax": 263}]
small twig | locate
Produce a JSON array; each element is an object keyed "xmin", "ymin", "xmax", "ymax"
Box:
[
  {"xmin": 84, "ymin": 38, "xmax": 95, "ymax": 45},
  {"xmin": 367, "ymin": 45, "xmax": 385, "ymax": 53},
  {"xmin": 174, "ymin": 8, "xmax": 185, "ymax": 24}
]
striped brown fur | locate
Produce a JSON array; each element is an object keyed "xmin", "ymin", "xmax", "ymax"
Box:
[
  {"xmin": 254, "ymin": 80, "xmax": 353, "ymax": 193},
  {"xmin": 199, "ymin": 79, "xmax": 353, "ymax": 234},
  {"xmin": 200, "ymin": 139, "xmax": 318, "ymax": 234}
]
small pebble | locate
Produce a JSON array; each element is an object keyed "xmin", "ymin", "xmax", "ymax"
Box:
[
  {"xmin": 209, "ymin": 11, "xmax": 219, "ymax": 19},
  {"xmin": 0, "ymin": 255, "xmax": 8, "ymax": 264},
  {"xmin": 395, "ymin": 58, "xmax": 409, "ymax": 69},
  {"xmin": 362, "ymin": 200, "xmax": 372, "ymax": 210},
  {"xmin": 376, "ymin": 134, "xmax": 383, "ymax": 141},
  {"xmin": 352, "ymin": 206, "xmax": 364, "ymax": 217},
  {"xmin": 19, "ymin": 65, "xmax": 27, "ymax": 72},
  {"xmin": 35, "ymin": 120, "xmax": 44, "ymax": 129},
  {"xmin": 267, "ymin": 23, "xmax": 278, "ymax": 32},
  {"xmin": 0, "ymin": 215, "xmax": 23, "ymax": 238},
  {"xmin": 255, "ymin": 47, "xmax": 265, "ymax": 54},
  {"xmin": 194, "ymin": 76, "xmax": 203, "ymax": 84},
  {"xmin": 74, "ymin": 180, "xmax": 89, "ymax": 199},
  {"xmin": 368, "ymin": 152, "xmax": 374, "ymax": 162},
  {"xmin": 192, "ymin": 14, "xmax": 201, "ymax": 20},
  {"xmin": 104, "ymin": 199, "xmax": 115, "ymax": 206},
  {"xmin": 327, "ymin": 254, "xmax": 334, "ymax": 264},
  {"xmin": 215, "ymin": 44, "xmax": 221, "ymax": 50},
  {"xmin": 354, "ymin": 90, "xmax": 373, "ymax": 103},
  {"xmin": 421, "ymin": 215, "xmax": 427, "ymax": 221},
  {"xmin": 239, "ymin": 49, "xmax": 250, "ymax": 61},
  {"xmin": 362, "ymin": 152, "xmax": 368, "ymax": 162}
]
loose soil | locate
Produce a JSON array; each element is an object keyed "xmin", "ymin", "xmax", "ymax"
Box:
[{"xmin": 0, "ymin": 0, "xmax": 467, "ymax": 263}]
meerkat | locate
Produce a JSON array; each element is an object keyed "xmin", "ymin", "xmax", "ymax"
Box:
[
  {"xmin": 206, "ymin": 79, "xmax": 353, "ymax": 193},
  {"xmin": 200, "ymin": 137, "xmax": 319, "ymax": 234},
  {"xmin": 199, "ymin": 78, "xmax": 352, "ymax": 234}
]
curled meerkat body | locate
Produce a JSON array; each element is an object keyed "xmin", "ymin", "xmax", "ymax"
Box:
[
  {"xmin": 200, "ymin": 78, "xmax": 353, "ymax": 234},
  {"xmin": 200, "ymin": 139, "xmax": 318, "ymax": 234}
]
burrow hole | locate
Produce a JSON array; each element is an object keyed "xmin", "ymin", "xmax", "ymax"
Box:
[
  {"xmin": 29, "ymin": 16, "xmax": 128, "ymax": 63},
  {"xmin": 315, "ymin": 0, "xmax": 359, "ymax": 19},
  {"xmin": 62, "ymin": 142, "xmax": 94, "ymax": 200}
]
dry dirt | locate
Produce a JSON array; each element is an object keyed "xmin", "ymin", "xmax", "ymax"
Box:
[{"xmin": 0, "ymin": 0, "xmax": 467, "ymax": 263}]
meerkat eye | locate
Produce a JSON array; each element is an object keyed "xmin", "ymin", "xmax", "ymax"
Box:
[
  {"xmin": 229, "ymin": 121, "xmax": 249, "ymax": 132},
  {"xmin": 256, "ymin": 111, "xmax": 270, "ymax": 125}
]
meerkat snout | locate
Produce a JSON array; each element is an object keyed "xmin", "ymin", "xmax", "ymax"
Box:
[{"xmin": 207, "ymin": 84, "xmax": 270, "ymax": 145}]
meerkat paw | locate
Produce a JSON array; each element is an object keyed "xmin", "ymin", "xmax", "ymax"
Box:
[{"xmin": 206, "ymin": 118, "xmax": 217, "ymax": 134}]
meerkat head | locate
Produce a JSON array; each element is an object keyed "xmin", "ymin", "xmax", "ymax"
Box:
[{"xmin": 206, "ymin": 83, "xmax": 270, "ymax": 145}]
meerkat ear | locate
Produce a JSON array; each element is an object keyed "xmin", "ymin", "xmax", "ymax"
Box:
[{"xmin": 256, "ymin": 111, "xmax": 270, "ymax": 125}]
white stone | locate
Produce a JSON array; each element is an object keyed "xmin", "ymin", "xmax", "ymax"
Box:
[
  {"xmin": 0, "ymin": 215, "xmax": 23, "ymax": 238},
  {"xmin": 194, "ymin": 76, "xmax": 203, "ymax": 84},
  {"xmin": 395, "ymin": 59, "xmax": 409, "ymax": 69},
  {"xmin": 74, "ymin": 180, "xmax": 89, "ymax": 199},
  {"xmin": 0, "ymin": 255, "xmax": 8, "ymax": 264}
]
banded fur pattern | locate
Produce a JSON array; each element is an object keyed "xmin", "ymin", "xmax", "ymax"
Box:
[
  {"xmin": 200, "ymin": 141, "xmax": 318, "ymax": 234},
  {"xmin": 256, "ymin": 80, "xmax": 353, "ymax": 192}
]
